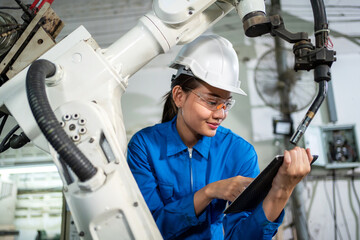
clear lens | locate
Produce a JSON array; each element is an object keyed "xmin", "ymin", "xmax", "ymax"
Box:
[
  {"xmin": 223, "ymin": 99, "xmax": 235, "ymax": 111},
  {"xmin": 190, "ymin": 90, "xmax": 235, "ymax": 112}
]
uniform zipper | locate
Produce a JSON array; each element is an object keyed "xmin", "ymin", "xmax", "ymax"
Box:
[{"xmin": 188, "ymin": 148, "xmax": 193, "ymax": 192}]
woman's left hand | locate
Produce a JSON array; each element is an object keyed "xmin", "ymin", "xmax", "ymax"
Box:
[
  {"xmin": 263, "ymin": 146, "xmax": 313, "ymax": 221},
  {"xmin": 271, "ymin": 147, "xmax": 313, "ymax": 197}
]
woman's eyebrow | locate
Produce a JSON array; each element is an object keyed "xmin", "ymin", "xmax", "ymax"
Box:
[{"xmin": 207, "ymin": 92, "xmax": 233, "ymax": 100}]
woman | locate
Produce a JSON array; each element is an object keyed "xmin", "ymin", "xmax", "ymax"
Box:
[{"xmin": 127, "ymin": 35, "xmax": 313, "ymax": 239}]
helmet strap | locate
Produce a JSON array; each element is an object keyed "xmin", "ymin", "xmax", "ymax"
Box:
[{"xmin": 172, "ymin": 65, "xmax": 196, "ymax": 81}]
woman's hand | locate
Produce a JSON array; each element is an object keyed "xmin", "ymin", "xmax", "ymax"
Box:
[
  {"xmin": 194, "ymin": 175, "xmax": 253, "ymax": 216},
  {"xmin": 263, "ymin": 146, "xmax": 313, "ymax": 221},
  {"xmin": 204, "ymin": 176, "xmax": 254, "ymax": 202},
  {"xmin": 271, "ymin": 146, "xmax": 313, "ymax": 197}
]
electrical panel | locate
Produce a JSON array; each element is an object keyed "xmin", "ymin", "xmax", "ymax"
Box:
[{"xmin": 304, "ymin": 125, "xmax": 360, "ymax": 169}]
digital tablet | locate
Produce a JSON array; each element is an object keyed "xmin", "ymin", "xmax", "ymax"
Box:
[{"xmin": 224, "ymin": 154, "xmax": 318, "ymax": 214}]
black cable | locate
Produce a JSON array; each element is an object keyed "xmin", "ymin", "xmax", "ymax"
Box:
[
  {"xmin": 0, "ymin": 114, "xmax": 8, "ymax": 136},
  {"xmin": 306, "ymin": 180, "xmax": 318, "ymax": 218},
  {"xmin": 351, "ymin": 170, "xmax": 360, "ymax": 228},
  {"xmin": 306, "ymin": 180, "xmax": 318, "ymax": 240},
  {"xmin": 0, "ymin": 125, "xmax": 19, "ymax": 153},
  {"xmin": 0, "ymin": 7, "xmax": 21, "ymax": 10},
  {"xmin": 311, "ymin": 0, "xmax": 328, "ymax": 33},
  {"xmin": 0, "ymin": 141, "xmax": 11, "ymax": 153},
  {"xmin": 13, "ymin": 0, "xmax": 34, "ymax": 20},
  {"xmin": 9, "ymin": 132, "xmax": 30, "ymax": 149},
  {"xmin": 26, "ymin": 59, "xmax": 97, "ymax": 182},
  {"xmin": 348, "ymin": 179, "xmax": 359, "ymax": 240},
  {"xmin": 0, "ymin": 114, "xmax": 29, "ymax": 152},
  {"xmin": 333, "ymin": 170, "xmax": 338, "ymax": 240},
  {"xmin": 323, "ymin": 179, "xmax": 343, "ymax": 240},
  {"xmin": 324, "ymin": 179, "xmax": 334, "ymax": 215},
  {"xmin": 351, "ymin": 169, "xmax": 360, "ymax": 207},
  {"xmin": 335, "ymin": 179, "xmax": 352, "ymax": 240}
]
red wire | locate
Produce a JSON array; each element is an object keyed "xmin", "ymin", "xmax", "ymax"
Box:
[
  {"xmin": 29, "ymin": 0, "xmax": 54, "ymax": 13},
  {"xmin": 38, "ymin": 0, "xmax": 54, "ymax": 10},
  {"xmin": 325, "ymin": 36, "xmax": 334, "ymax": 50},
  {"xmin": 29, "ymin": 0, "xmax": 40, "ymax": 10}
]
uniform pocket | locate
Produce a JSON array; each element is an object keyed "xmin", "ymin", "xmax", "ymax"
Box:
[{"xmin": 158, "ymin": 181, "xmax": 174, "ymax": 203}]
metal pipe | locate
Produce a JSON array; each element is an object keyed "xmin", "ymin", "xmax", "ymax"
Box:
[
  {"xmin": 290, "ymin": 80, "xmax": 328, "ymax": 145},
  {"xmin": 311, "ymin": 0, "xmax": 327, "ymax": 32}
]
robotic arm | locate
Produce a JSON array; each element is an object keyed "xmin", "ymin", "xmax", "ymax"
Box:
[
  {"xmin": 0, "ymin": 0, "xmax": 335, "ymax": 239},
  {"xmin": 102, "ymin": 0, "xmax": 267, "ymax": 81}
]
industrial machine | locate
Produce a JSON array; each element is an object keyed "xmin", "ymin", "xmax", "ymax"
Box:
[{"xmin": 0, "ymin": 0, "xmax": 335, "ymax": 239}]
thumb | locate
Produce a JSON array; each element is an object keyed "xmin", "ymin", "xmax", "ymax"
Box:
[
  {"xmin": 306, "ymin": 148, "xmax": 313, "ymax": 164},
  {"xmin": 283, "ymin": 150, "xmax": 291, "ymax": 169}
]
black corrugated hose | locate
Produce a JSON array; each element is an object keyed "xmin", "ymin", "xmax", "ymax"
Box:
[{"xmin": 26, "ymin": 59, "xmax": 97, "ymax": 182}]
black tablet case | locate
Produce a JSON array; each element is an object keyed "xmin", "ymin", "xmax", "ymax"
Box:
[{"xmin": 224, "ymin": 155, "xmax": 318, "ymax": 214}]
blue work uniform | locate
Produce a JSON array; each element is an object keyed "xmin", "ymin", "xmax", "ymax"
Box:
[{"xmin": 127, "ymin": 116, "xmax": 284, "ymax": 239}]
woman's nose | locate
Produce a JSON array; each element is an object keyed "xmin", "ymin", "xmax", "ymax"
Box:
[{"xmin": 212, "ymin": 107, "xmax": 226, "ymax": 119}]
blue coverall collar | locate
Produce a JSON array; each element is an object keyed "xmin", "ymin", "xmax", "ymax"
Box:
[{"xmin": 166, "ymin": 116, "xmax": 211, "ymax": 159}]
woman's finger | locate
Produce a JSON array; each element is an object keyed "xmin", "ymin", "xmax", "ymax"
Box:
[
  {"xmin": 306, "ymin": 148, "xmax": 313, "ymax": 164},
  {"xmin": 283, "ymin": 150, "xmax": 291, "ymax": 170}
]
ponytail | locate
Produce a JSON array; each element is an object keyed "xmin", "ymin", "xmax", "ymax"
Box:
[
  {"xmin": 161, "ymin": 91, "xmax": 178, "ymax": 123},
  {"xmin": 161, "ymin": 74, "xmax": 200, "ymax": 123}
]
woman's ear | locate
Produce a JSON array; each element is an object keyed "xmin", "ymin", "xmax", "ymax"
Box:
[{"xmin": 172, "ymin": 85, "xmax": 186, "ymax": 108}]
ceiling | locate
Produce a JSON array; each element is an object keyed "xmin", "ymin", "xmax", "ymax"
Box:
[
  {"xmin": 281, "ymin": 0, "xmax": 360, "ymax": 44},
  {"xmin": 2, "ymin": 0, "xmax": 359, "ymax": 47}
]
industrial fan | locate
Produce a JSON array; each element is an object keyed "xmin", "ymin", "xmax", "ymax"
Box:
[{"xmin": 254, "ymin": 48, "xmax": 316, "ymax": 115}]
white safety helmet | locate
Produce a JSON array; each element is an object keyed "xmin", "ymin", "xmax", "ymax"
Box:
[{"xmin": 170, "ymin": 34, "xmax": 246, "ymax": 95}]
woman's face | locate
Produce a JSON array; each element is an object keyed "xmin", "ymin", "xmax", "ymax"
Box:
[{"xmin": 174, "ymin": 82, "xmax": 232, "ymax": 146}]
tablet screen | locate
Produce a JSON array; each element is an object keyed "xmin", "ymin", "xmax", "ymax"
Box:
[{"xmin": 224, "ymin": 155, "xmax": 318, "ymax": 214}]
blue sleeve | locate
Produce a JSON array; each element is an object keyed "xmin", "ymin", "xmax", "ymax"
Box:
[
  {"xmin": 223, "ymin": 203, "xmax": 284, "ymax": 240},
  {"xmin": 223, "ymin": 145, "xmax": 284, "ymax": 239},
  {"xmin": 127, "ymin": 133, "xmax": 206, "ymax": 239}
]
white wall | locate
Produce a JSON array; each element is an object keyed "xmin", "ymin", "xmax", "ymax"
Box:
[
  {"xmin": 122, "ymin": 48, "xmax": 181, "ymax": 138},
  {"xmin": 331, "ymin": 43, "xmax": 360, "ymax": 143},
  {"xmin": 303, "ymin": 177, "xmax": 360, "ymax": 240}
]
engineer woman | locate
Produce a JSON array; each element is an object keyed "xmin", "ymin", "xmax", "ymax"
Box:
[{"xmin": 127, "ymin": 34, "xmax": 313, "ymax": 240}]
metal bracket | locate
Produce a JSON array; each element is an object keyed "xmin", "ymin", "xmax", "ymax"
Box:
[
  {"xmin": 0, "ymin": 2, "xmax": 64, "ymax": 84},
  {"xmin": 269, "ymin": 15, "xmax": 308, "ymax": 43}
]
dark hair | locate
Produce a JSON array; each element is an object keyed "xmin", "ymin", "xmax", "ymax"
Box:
[{"xmin": 161, "ymin": 74, "xmax": 200, "ymax": 123}]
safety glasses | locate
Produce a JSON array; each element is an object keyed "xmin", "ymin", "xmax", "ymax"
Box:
[{"xmin": 188, "ymin": 90, "xmax": 235, "ymax": 112}]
